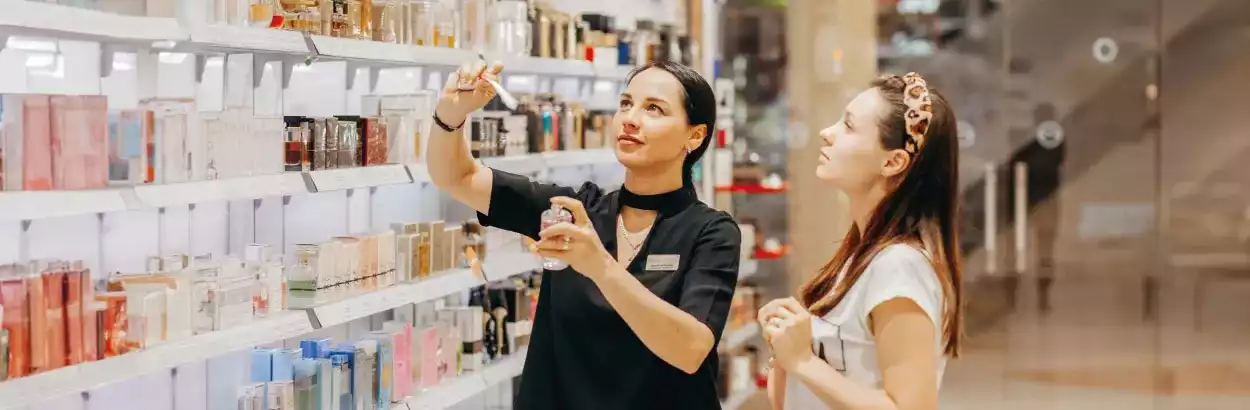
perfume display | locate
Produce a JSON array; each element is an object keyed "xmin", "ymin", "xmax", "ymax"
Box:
[
  {"xmin": 0, "ymin": 260, "xmax": 97, "ymax": 379},
  {"xmin": 1, "ymin": 95, "xmax": 109, "ymax": 191},
  {"xmin": 287, "ymin": 229, "xmax": 403, "ymax": 307},
  {"xmin": 361, "ymin": 92, "xmax": 436, "ymax": 166}
]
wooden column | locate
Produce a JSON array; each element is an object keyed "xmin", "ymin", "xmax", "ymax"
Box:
[{"xmin": 784, "ymin": 0, "xmax": 877, "ymax": 291}]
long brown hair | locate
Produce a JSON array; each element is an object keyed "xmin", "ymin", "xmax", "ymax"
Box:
[{"xmin": 798, "ymin": 75, "xmax": 964, "ymax": 357}]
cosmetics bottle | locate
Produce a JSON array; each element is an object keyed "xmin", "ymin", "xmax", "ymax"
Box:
[
  {"xmin": 144, "ymin": 99, "xmax": 196, "ymax": 184},
  {"xmin": 457, "ymin": 306, "xmax": 484, "ymax": 371},
  {"xmin": 434, "ymin": 310, "xmax": 461, "ymax": 377},
  {"xmin": 408, "ymin": 0, "xmax": 435, "ymax": 45},
  {"xmin": 527, "ymin": 1, "xmax": 546, "ymax": 57},
  {"xmin": 333, "ymin": 118, "xmax": 359, "ymax": 168},
  {"xmin": 291, "ymin": 244, "xmax": 319, "ymax": 306},
  {"xmin": 416, "ymin": 223, "xmax": 435, "ymax": 277},
  {"xmin": 216, "ymin": 270, "xmax": 257, "ymax": 330},
  {"xmin": 371, "ymin": 0, "xmax": 398, "ymax": 42},
  {"xmin": 363, "ymin": 117, "xmax": 389, "ymax": 166},
  {"xmin": 377, "ymin": 230, "xmax": 397, "ymax": 284},
  {"xmin": 489, "ymin": 0, "xmax": 530, "ymax": 56},
  {"xmin": 293, "ymin": 358, "xmax": 319, "ymax": 410},
  {"xmin": 304, "ymin": 118, "xmax": 323, "ymax": 171},
  {"xmin": 316, "ymin": 241, "xmax": 340, "ymax": 300},
  {"xmin": 329, "ymin": 0, "xmax": 350, "ymax": 37},
  {"xmin": 349, "ymin": 340, "xmax": 377, "ymax": 410},
  {"xmin": 366, "ymin": 332, "xmax": 393, "ymax": 408},
  {"xmin": 283, "ymin": 117, "xmax": 310, "ymax": 172},
  {"xmin": 63, "ymin": 268, "xmax": 85, "ymax": 365},
  {"xmin": 323, "ymin": 117, "xmax": 341, "ymax": 170},
  {"xmin": 539, "ymin": 204, "xmax": 573, "ymax": 269},
  {"xmin": 433, "ymin": 0, "xmax": 460, "ymax": 48},
  {"xmin": 333, "ymin": 237, "xmax": 360, "ymax": 289},
  {"xmin": 107, "ymin": 110, "xmax": 152, "ymax": 186},
  {"xmin": 356, "ymin": 0, "xmax": 374, "ymax": 40},
  {"xmin": 5, "ymin": 95, "xmax": 56, "ymax": 191},
  {"xmin": 0, "ymin": 276, "xmax": 30, "ymax": 378},
  {"xmin": 327, "ymin": 352, "xmax": 353, "ymax": 410}
]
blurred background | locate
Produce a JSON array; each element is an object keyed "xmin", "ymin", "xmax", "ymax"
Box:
[{"xmin": 719, "ymin": 0, "xmax": 1250, "ymax": 408}]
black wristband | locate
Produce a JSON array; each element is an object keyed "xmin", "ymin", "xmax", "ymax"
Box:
[{"xmin": 433, "ymin": 113, "xmax": 466, "ymax": 132}]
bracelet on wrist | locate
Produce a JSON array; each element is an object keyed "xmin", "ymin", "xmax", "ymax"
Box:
[{"xmin": 433, "ymin": 112, "xmax": 465, "ymax": 132}]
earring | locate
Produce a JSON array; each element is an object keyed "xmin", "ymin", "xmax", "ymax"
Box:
[{"xmin": 685, "ymin": 146, "xmax": 692, "ymax": 154}]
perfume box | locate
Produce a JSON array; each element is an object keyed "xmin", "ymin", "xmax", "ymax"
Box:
[
  {"xmin": 0, "ymin": 277, "xmax": 28, "ymax": 378},
  {"xmin": 457, "ymin": 306, "xmax": 484, "ymax": 371},
  {"xmin": 352, "ymin": 340, "xmax": 378, "ymax": 410},
  {"xmin": 328, "ymin": 353, "xmax": 352, "ymax": 410},
  {"xmin": 366, "ymin": 332, "xmax": 393, "ymax": 408},
  {"xmin": 3, "ymin": 95, "xmax": 55, "ymax": 191}
]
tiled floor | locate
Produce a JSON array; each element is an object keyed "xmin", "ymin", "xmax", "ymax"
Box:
[
  {"xmin": 731, "ymin": 267, "xmax": 1250, "ymax": 410},
  {"xmin": 938, "ymin": 269, "xmax": 1250, "ymax": 410}
]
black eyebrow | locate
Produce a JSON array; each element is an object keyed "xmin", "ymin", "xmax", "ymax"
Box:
[{"xmin": 619, "ymin": 93, "xmax": 670, "ymax": 106}]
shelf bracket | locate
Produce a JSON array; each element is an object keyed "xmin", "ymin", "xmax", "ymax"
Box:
[
  {"xmin": 194, "ymin": 54, "xmax": 209, "ymax": 83},
  {"xmin": 252, "ymin": 54, "xmax": 301, "ymax": 89},
  {"xmin": 0, "ymin": 35, "xmax": 10, "ymax": 53},
  {"xmin": 99, "ymin": 44, "xmax": 120, "ymax": 78},
  {"xmin": 345, "ymin": 62, "xmax": 381, "ymax": 94}
]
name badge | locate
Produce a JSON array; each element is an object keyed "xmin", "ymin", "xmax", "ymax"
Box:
[{"xmin": 645, "ymin": 254, "xmax": 680, "ymax": 271}]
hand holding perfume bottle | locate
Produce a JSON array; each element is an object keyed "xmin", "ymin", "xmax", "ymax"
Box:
[
  {"xmin": 433, "ymin": 59, "xmax": 505, "ymax": 126},
  {"xmin": 532, "ymin": 197, "xmax": 612, "ymax": 277}
]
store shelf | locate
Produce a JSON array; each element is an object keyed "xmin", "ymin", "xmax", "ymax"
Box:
[
  {"xmin": 132, "ymin": 173, "xmax": 307, "ymax": 209},
  {"xmin": 720, "ymin": 323, "xmax": 760, "ymax": 352},
  {"xmin": 305, "ymin": 164, "xmax": 414, "ymax": 192},
  {"xmin": 310, "ymin": 35, "xmax": 475, "ymax": 67},
  {"xmin": 496, "ymin": 55, "xmax": 596, "ymax": 77},
  {"xmin": 480, "ymin": 251, "xmax": 543, "ymax": 281},
  {"xmin": 596, "ymin": 65, "xmax": 637, "ymax": 81},
  {"xmin": 483, "ymin": 154, "xmax": 548, "ymax": 175},
  {"xmin": 0, "ymin": 311, "xmax": 314, "ymax": 409},
  {"xmin": 542, "ymin": 148, "xmax": 617, "ymax": 168},
  {"xmin": 303, "ymin": 268, "xmax": 484, "ymax": 328},
  {"xmin": 0, "ymin": 1, "xmax": 186, "ymax": 44},
  {"xmin": 0, "ymin": 149, "xmax": 623, "ymax": 220},
  {"xmin": 401, "ymin": 349, "xmax": 529, "ymax": 410},
  {"xmin": 186, "ymin": 24, "xmax": 310, "ymax": 54},
  {"xmin": 0, "ymin": 189, "xmax": 131, "ymax": 221}
]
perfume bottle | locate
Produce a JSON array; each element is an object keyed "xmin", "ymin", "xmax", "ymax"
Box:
[{"xmin": 539, "ymin": 204, "xmax": 572, "ymax": 270}]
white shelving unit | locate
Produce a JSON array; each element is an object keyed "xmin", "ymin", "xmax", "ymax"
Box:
[
  {"xmin": 0, "ymin": 252, "xmax": 540, "ymax": 409},
  {"xmin": 0, "ymin": 151, "xmax": 621, "ymax": 221},
  {"xmin": 0, "ymin": 1, "xmax": 692, "ymax": 409},
  {"xmin": 401, "ymin": 349, "xmax": 529, "ymax": 410},
  {"xmin": 0, "ymin": 311, "xmax": 312, "ymax": 408}
]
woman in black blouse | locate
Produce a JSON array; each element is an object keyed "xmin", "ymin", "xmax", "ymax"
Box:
[{"xmin": 427, "ymin": 59, "xmax": 741, "ymax": 410}]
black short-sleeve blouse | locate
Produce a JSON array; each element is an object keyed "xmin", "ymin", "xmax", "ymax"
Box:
[{"xmin": 477, "ymin": 168, "xmax": 742, "ymax": 410}]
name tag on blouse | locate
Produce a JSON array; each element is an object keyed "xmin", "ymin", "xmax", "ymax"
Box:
[{"xmin": 645, "ymin": 255, "xmax": 680, "ymax": 271}]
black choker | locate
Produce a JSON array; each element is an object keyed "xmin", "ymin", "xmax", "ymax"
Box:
[{"xmin": 619, "ymin": 184, "xmax": 698, "ymax": 213}]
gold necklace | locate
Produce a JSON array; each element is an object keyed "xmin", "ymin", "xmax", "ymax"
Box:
[{"xmin": 618, "ymin": 216, "xmax": 650, "ymax": 266}]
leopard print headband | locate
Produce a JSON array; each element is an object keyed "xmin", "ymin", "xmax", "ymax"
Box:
[{"xmin": 901, "ymin": 72, "xmax": 933, "ymax": 155}]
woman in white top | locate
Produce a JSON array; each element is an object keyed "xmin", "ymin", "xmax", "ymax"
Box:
[{"xmin": 757, "ymin": 73, "xmax": 964, "ymax": 410}]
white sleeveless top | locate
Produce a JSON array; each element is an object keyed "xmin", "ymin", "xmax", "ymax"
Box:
[{"xmin": 783, "ymin": 244, "xmax": 947, "ymax": 410}]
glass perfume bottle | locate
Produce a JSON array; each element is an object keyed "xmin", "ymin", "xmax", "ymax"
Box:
[
  {"xmin": 249, "ymin": 0, "xmax": 278, "ymax": 27},
  {"xmin": 539, "ymin": 204, "xmax": 572, "ymax": 270},
  {"xmin": 283, "ymin": 125, "xmax": 308, "ymax": 172}
]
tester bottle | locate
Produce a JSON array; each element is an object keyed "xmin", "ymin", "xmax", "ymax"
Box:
[{"xmin": 539, "ymin": 204, "xmax": 573, "ymax": 270}]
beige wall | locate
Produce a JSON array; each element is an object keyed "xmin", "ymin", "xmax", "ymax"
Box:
[{"xmin": 784, "ymin": 0, "xmax": 877, "ymax": 290}]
